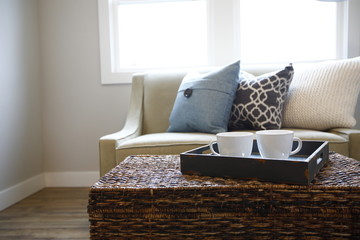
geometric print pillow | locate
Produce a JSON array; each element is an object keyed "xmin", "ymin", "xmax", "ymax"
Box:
[{"xmin": 228, "ymin": 65, "xmax": 294, "ymax": 130}]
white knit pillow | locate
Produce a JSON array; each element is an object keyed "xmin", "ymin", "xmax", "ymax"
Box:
[{"xmin": 282, "ymin": 57, "xmax": 360, "ymax": 130}]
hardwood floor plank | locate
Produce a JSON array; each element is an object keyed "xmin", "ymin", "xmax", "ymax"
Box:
[{"xmin": 0, "ymin": 188, "xmax": 90, "ymax": 240}]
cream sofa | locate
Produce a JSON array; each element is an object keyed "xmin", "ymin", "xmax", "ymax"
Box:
[{"xmin": 99, "ymin": 65, "xmax": 360, "ymax": 176}]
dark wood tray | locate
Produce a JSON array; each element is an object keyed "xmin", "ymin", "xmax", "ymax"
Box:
[{"xmin": 180, "ymin": 140, "xmax": 329, "ymax": 185}]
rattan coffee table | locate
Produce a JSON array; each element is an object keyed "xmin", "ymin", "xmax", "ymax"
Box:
[{"xmin": 88, "ymin": 153, "xmax": 360, "ymax": 239}]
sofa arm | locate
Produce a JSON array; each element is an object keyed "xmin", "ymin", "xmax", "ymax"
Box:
[
  {"xmin": 330, "ymin": 128, "xmax": 360, "ymax": 160},
  {"xmin": 99, "ymin": 127, "xmax": 140, "ymax": 176},
  {"xmin": 99, "ymin": 75, "xmax": 144, "ymax": 176}
]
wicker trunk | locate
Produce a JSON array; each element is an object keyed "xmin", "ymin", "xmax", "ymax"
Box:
[{"xmin": 88, "ymin": 153, "xmax": 360, "ymax": 240}]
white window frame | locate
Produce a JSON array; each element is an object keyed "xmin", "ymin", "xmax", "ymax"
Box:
[
  {"xmin": 98, "ymin": 0, "xmax": 358, "ymax": 85},
  {"xmin": 98, "ymin": 0, "xmax": 218, "ymax": 84},
  {"xmin": 98, "ymin": 0, "xmax": 133, "ymax": 84}
]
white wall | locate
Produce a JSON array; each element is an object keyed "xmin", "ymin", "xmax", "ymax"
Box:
[
  {"xmin": 38, "ymin": 0, "xmax": 131, "ymax": 183},
  {"xmin": 0, "ymin": 0, "xmax": 129, "ymax": 210},
  {"xmin": 0, "ymin": 0, "xmax": 44, "ymax": 210},
  {"xmin": 348, "ymin": 0, "xmax": 360, "ymax": 129}
]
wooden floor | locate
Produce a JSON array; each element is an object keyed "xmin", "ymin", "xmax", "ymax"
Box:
[{"xmin": 0, "ymin": 188, "xmax": 90, "ymax": 240}]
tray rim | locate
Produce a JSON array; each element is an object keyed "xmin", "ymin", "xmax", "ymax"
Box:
[
  {"xmin": 180, "ymin": 140, "xmax": 329, "ymax": 185},
  {"xmin": 181, "ymin": 140, "xmax": 328, "ymax": 163}
]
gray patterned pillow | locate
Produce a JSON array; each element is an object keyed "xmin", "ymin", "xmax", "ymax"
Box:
[{"xmin": 229, "ymin": 65, "xmax": 294, "ymax": 130}]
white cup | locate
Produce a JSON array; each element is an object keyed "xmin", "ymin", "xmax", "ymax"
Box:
[
  {"xmin": 209, "ymin": 132, "xmax": 254, "ymax": 157},
  {"xmin": 256, "ymin": 130, "xmax": 302, "ymax": 159}
]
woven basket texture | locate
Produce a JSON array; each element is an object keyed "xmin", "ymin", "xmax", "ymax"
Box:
[{"xmin": 88, "ymin": 153, "xmax": 360, "ymax": 240}]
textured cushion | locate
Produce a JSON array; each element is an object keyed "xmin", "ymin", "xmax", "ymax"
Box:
[
  {"xmin": 229, "ymin": 65, "xmax": 294, "ymax": 130},
  {"xmin": 168, "ymin": 61, "xmax": 240, "ymax": 134},
  {"xmin": 282, "ymin": 57, "xmax": 360, "ymax": 130}
]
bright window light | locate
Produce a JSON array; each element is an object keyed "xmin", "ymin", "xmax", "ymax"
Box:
[
  {"xmin": 116, "ymin": 0, "xmax": 208, "ymax": 70},
  {"xmin": 239, "ymin": 0, "xmax": 338, "ymax": 64},
  {"xmin": 98, "ymin": 0, "xmax": 350, "ymax": 84}
]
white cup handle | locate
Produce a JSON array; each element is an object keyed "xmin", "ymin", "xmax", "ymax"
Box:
[
  {"xmin": 290, "ymin": 137, "xmax": 302, "ymax": 156},
  {"xmin": 209, "ymin": 140, "xmax": 220, "ymax": 155}
]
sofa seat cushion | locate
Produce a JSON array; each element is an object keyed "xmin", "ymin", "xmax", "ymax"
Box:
[
  {"xmin": 115, "ymin": 129, "xmax": 348, "ymax": 163},
  {"xmin": 116, "ymin": 133, "xmax": 216, "ymax": 164},
  {"xmin": 286, "ymin": 129, "xmax": 347, "ymax": 142},
  {"xmin": 118, "ymin": 132, "xmax": 216, "ymax": 149},
  {"xmin": 119, "ymin": 129, "xmax": 347, "ymax": 149}
]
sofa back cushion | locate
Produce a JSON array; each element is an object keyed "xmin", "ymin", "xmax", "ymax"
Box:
[
  {"xmin": 141, "ymin": 65, "xmax": 285, "ymax": 134},
  {"xmin": 142, "ymin": 71, "xmax": 187, "ymax": 134}
]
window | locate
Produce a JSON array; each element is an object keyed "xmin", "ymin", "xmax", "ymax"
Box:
[
  {"xmin": 116, "ymin": 1, "xmax": 208, "ymax": 70},
  {"xmin": 98, "ymin": 0, "xmax": 352, "ymax": 84},
  {"xmin": 239, "ymin": 0, "xmax": 339, "ymax": 64}
]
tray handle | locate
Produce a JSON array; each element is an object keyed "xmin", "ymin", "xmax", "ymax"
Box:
[{"xmin": 308, "ymin": 142, "xmax": 329, "ymax": 183}]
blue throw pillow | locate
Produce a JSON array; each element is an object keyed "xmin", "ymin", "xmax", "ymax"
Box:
[{"xmin": 168, "ymin": 61, "xmax": 240, "ymax": 134}]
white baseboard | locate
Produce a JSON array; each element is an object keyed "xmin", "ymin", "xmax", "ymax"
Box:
[
  {"xmin": 0, "ymin": 171, "xmax": 100, "ymax": 211},
  {"xmin": 44, "ymin": 171, "xmax": 100, "ymax": 187},
  {"xmin": 0, "ymin": 174, "xmax": 45, "ymax": 211}
]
